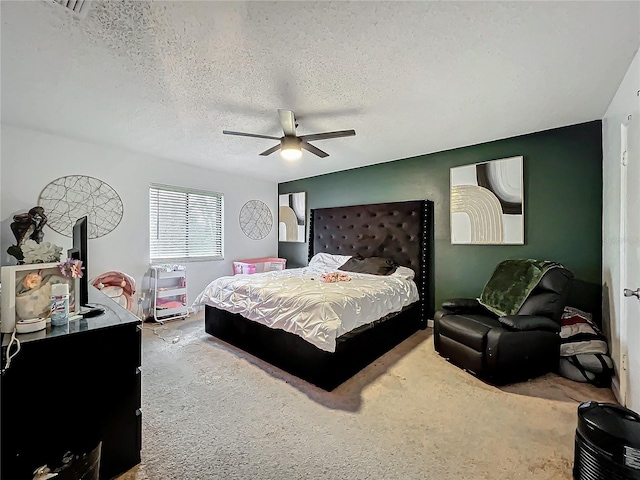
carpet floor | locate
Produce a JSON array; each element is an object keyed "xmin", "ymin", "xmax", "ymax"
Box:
[{"xmin": 117, "ymin": 314, "xmax": 615, "ymax": 480}]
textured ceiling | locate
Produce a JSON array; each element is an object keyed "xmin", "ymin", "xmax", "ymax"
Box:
[{"xmin": 2, "ymin": 1, "xmax": 639, "ymax": 182}]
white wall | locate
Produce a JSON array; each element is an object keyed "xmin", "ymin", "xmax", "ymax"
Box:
[
  {"xmin": 0, "ymin": 124, "xmax": 278, "ymax": 310},
  {"xmin": 602, "ymin": 49, "xmax": 639, "ymax": 395}
]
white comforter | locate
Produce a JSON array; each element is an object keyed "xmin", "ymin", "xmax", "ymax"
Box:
[{"xmin": 193, "ymin": 262, "xmax": 419, "ymax": 352}]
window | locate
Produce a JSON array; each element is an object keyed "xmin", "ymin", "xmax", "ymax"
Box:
[{"xmin": 149, "ymin": 184, "xmax": 223, "ymax": 262}]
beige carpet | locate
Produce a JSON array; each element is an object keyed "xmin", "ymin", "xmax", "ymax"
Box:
[{"xmin": 118, "ymin": 314, "xmax": 615, "ymax": 480}]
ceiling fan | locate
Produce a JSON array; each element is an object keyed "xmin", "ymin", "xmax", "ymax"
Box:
[{"xmin": 223, "ymin": 109, "xmax": 356, "ymax": 160}]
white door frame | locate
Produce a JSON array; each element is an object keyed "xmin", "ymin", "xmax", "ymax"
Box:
[{"xmin": 616, "ymin": 121, "xmax": 629, "ymax": 405}]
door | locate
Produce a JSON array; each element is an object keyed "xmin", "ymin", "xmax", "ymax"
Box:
[{"xmin": 620, "ymin": 108, "xmax": 640, "ymax": 412}]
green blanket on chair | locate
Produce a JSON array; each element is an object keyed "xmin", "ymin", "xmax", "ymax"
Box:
[{"xmin": 478, "ymin": 259, "xmax": 563, "ymax": 317}]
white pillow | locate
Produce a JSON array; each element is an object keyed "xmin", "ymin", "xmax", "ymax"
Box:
[
  {"xmin": 391, "ymin": 266, "xmax": 416, "ymax": 280},
  {"xmin": 308, "ymin": 253, "xmax": 352, "ymax": 270}
]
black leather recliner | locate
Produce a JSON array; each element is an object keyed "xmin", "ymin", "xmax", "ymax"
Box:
[{"xmin": 434, "ymin": 267, "xmax": 574, "ymax": 384}]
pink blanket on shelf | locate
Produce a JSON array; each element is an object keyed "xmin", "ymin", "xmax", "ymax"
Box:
[{"xmin": 156, "ymin": 299, "xmax": 184, "ymax": 309}]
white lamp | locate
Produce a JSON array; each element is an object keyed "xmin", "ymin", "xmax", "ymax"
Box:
[{"xmin": 280, "ymin": 137, "xmax": 302, "ymax": 161}]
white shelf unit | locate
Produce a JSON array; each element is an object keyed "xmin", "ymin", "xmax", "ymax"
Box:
[{"xmin": 150, "ymin": 266, "xmax": 189, "ymax": 322}]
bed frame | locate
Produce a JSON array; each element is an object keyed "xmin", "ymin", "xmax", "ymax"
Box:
[{"xmin": 205, "ymin": 200, "xmax": 433, "ymax": 390}]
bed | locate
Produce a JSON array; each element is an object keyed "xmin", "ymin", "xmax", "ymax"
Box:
[{"xmin": 201, "ymin": 200, "xmax": 433, "ymax": 390}]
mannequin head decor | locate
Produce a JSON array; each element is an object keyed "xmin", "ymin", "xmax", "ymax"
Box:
[
  {"xmin": 7, "ymin": 206, "xmax": 51, "ymax": 263},
  {"xmin": 11, "ymin": 206, "xmax": 48, "ymax": 244}
]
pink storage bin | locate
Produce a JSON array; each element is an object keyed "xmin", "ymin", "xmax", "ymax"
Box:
[{"xmin": 232, "ymin": 258, "xmax": 287, "ymax": 275}]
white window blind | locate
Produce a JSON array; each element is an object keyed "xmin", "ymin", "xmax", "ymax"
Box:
[{"xmin": 149, "ymin": 184, "xmax": 224, "ymax": 262}]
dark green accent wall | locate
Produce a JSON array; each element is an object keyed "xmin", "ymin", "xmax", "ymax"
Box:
[{"xmin": 279, "ymin": 121, "xmax": 603, "ymax": 312}]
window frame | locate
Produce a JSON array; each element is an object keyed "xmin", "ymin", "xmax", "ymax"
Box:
[{"xmin": 149, "ymin": 183, "xmax": 224, "ymax": 263}]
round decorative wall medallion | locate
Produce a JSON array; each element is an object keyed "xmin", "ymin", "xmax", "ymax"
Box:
[
  {"xmin": 239, "ymin": 200, "xmax": 272, "ymax": 240},
  {"xmin": 38, "ymin": 175, "xmax": 124, "ymax": 238}
]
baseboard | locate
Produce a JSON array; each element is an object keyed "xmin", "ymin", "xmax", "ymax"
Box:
[{"xmin": 427, "ymin": 319, "xmax": 434, "ymax": 328}]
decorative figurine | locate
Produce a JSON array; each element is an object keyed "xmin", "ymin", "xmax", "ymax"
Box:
[
  {"xmin": 10, "ymin": 206, "xmax": 48, "ymax": 245},
  {"xmin": 7, "ymin": 206, "xmax": 49, "ymax": 263}
]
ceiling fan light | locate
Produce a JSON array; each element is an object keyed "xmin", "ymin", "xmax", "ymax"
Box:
[
  {"xmin": 280, "ymin": 136, "xmax": 302, "ymax": 160},
  {"xmin": 280, "ymin": 146, "xmax": 302, "ymax": 161}
]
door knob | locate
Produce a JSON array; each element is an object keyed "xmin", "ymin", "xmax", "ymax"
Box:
[{"xmin": 624, "ymin": 288, "xmax": 640, "ymax": 298}]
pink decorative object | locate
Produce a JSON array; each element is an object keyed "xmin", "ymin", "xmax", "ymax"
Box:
[
  {"xmin": 22, "ymin": 271, "xmax": 43, "ymax": 290},
  {"xmin": 320, "ymin": 272, "xmax": 351, "ymax": 283},
  {"xmin": 91, "ymin": 271, "xmax": 137, "ymax": 312}
]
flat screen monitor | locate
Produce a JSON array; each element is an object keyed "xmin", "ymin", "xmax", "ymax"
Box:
[{"xmin": 68, "ymin": 216, "xmax": 88, "ymax": 307}]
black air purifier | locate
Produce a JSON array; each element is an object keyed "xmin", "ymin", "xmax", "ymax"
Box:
[{"xmin": 574, "ymin": 401, "xmax": 640, "ymax": 480}]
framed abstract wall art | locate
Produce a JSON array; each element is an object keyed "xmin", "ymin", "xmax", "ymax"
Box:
[
  {"xmin": 278, "ymin": 192, "xmax": 306, "ymax": 242},
  {"xmin": 239, "ymin": 200, "xmax": 273, "ymax": 240},
  {"xmin": 450, "ymin": 156, "xmax": 524, "ymax": 245}
]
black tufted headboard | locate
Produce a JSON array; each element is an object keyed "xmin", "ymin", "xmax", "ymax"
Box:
[{"xmin": 308, "ymin": 200, "xmax": 433, "ymax": 322}]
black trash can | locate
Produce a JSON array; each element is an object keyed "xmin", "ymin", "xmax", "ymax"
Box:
[{"xmin": 574, "ymin": 401, "xmax": 640, "ymax": 480}]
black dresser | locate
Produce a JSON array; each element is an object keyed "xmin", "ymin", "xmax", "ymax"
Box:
[{"xmin": 1, "ymin": 287, "xmax": 142, "ymax": 479}]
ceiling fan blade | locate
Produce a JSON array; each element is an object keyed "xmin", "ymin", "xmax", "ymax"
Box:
[
  {"xmin": 223, "ymin": 130, "xmax": 281, "ymax": 140},
  {"xmin": 298, "ymin": 130, "xmax": 356, "ymax": 142},
  {"xmin": 259, "ymin": 144, "xmax": 282, "ymax": 156},
  {"xmin": 277, "ymin": 109, "xmax": 297, "ymax": 136},
  {"xmin": 301, "ymin": 142, "xmax": 329, "ymax": 158}
]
